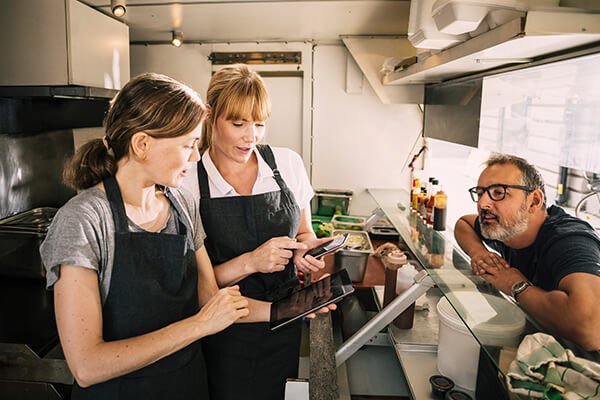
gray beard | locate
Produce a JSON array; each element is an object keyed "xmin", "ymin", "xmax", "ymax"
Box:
[{"xmin": 480, "ymin": 202, "xmax": 528, "ymax": 242}]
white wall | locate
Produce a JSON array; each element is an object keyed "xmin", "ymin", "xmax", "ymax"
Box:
[
  {"xmin": 311, "ymin": 45, "xmax": 422, "ymax": 215},
  {"xmin": 130, "ymin": 43, "xmax": 424, "ymax": 216},
  {"xmin": 130, "ymin": 44, "xmax": 213, "ymax": 96}
]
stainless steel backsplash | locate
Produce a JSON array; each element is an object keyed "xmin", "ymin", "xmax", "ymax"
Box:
[{"xmin": 0, "ymin": 131, "xmax": 76, "ymax": 220}]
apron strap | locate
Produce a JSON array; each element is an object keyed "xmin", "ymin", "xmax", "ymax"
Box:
[
  {"xmin": 162, "ymin": 187, "xmax": 194, "ymax": 248},
  {"xmin": 197, "ymin": 158, "xmax": 211, "ymax": 198},
  {"xmin": 104, "ymin": 176, "xmax": 130, "ymax": 233},
  {"xmin": 256, "ymin": 144, "xmax": 287, "ymax": 191}
]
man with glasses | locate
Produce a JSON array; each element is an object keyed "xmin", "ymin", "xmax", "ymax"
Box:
[{"xmin": 455, "ymin": 154, "xmax": 600, "ymax": 351}]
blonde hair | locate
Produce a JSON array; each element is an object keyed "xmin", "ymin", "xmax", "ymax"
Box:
[
  {"xmin": 63, "ymin": 73, "xmax": 205, "ymax": 190},
  {"xmin": 199, "ymin": 64, "xmax": 271, "ymax": 153}
]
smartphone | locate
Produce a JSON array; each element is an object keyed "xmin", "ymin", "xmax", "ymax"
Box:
[
  {"xmin": 270, "ymin": 269, "xmax": 354, "ymax": 331},
  {"xmin": 304, "ymin": 233, "xmax": 348, "ymax": 258}
]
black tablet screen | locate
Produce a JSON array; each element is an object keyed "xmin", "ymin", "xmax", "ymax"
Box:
[{"xmin": 269, "ymin": 269, "xmax": 354, "ymax": 331}]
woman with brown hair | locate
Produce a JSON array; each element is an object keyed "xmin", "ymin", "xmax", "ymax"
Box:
[
  {"xmin": 188, "ymin": 64, "xmax": 332, "ymax": 400},
  {"xmin": 40, "ymin": 73, "xmax": 248, "ymax": 399}
]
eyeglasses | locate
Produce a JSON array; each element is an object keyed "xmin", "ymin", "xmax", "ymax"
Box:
[{"xmin": 468, "ymin": 184, "xmax": 532, "ymax": 202}]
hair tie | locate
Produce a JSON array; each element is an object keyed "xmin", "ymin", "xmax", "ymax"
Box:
[{"xmin": 102, "ymin": 136, "xmax": 111, "ymax": 151}]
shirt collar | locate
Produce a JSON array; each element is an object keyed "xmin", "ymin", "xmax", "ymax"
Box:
[{"xmin": 201, "ymin": 147, "xmax": 274, "ymax": 196}]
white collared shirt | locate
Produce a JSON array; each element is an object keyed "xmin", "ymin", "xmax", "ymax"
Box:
[{"xmin": 182, "ymin": 146, "xmax": 314, "ymax": 211}]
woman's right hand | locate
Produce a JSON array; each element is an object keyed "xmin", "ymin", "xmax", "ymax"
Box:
[
  {"xmin": 248, "ymin": 236, "xmax": 307, "ymax": 274},
  {"xmin": 194, "ymin": 286, "xmax": 249, "ymax": 336}
]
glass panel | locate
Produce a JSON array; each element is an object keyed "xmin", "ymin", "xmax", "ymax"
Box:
[
  {"xmin": 369, "ymin": 188, "xmax": 550, "ymax": 377},
  {"xmin": 480, "ymin": 52, "xmax": 600, "ymax": 174}
]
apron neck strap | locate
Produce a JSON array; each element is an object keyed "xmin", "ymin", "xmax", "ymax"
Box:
[
  {"xmin": 256, "ymin": 144, "xmax": 285, "ymax": 190},
  {"xmin": 104, "ymin": 175, "xmax": 129, "ymax": 232}
]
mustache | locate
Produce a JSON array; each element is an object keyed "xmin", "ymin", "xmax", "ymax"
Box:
[{"xmin": 479, "ymin": 209, "xmax": 499, "ymax": 221}]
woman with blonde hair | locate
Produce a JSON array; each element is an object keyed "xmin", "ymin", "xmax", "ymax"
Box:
[
  {"xmin": 41, "ymin": 73, "xmax": 248, "ymax": 399},
  {"xmin": 190, "ymin": 64, "xmax": 331, "ymax": 400}
]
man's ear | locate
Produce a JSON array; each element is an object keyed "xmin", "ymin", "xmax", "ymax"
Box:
[
  {"xmin": 529, "ymin": 189, "xmax": 545, "ymax": 211},
  {"xmin": 130, "ymin": 132, "xmax": 150, "ymax": 160}
]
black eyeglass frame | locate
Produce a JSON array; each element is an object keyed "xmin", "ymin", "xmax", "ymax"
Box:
[{"xmin": 468, "ymin": 184, "xmax": 533, "ymax": 202}]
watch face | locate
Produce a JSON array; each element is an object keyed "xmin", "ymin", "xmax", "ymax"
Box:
[{"xmin": 512, "ymin": 280, "xmax": 530, "ymax": 299}]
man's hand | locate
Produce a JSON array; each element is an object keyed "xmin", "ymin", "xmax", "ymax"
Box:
[
  {"xmin": 478, "ymin": 265, "xmax": 527, "ymax": 296},
  {"xmin": 470, "ymin": 250, "xmax": 509, "ymax": 276}
]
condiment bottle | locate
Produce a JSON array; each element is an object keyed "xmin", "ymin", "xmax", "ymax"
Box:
[
  {"xmin": 433, "ymin": 188, "xmax": 447, "ymax": 231},
  {"xmin": 383, "ymin": 251, "xmax": 408, "ymax": 306},
  {"xmin": 418, "ymin": 186, "xmax": 428, "ymax": 218},
  {"xmin": 395, "ymin": 263, "xmax": 418, "ymax": 329},
  {"xmin": 411, "ymin": 183, "xmax": 421, "ymax": 211},
  {"xmin": 410, "ymin": 178, "xmax": 420, "ymax": 211},
  {"xmin": 426, "ymin": 179, "xmax": 439, "ymax": 226}
]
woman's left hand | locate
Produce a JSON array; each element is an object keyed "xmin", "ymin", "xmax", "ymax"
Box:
[
  {"xmin": 293, "ymin": 237, "xmax": 334, "ymax": 273},
  {"xmin": 305, "ymin": 273, "xmax": 337, "ymax": 318}
]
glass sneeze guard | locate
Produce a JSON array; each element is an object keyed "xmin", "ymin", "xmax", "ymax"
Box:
[{"xmin": 368, "ymin": 188, "xmax": 539, "ymax": 377}]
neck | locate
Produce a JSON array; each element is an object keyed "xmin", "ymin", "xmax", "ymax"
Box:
[
  {"xmin": 504, "ymin": 209, "xmax": 547, "ymax": 249},
  {"xmin": 114, "ymin": 161, "xmax": 159, "ymax": 212},
  {"xmin": 209, "ymin": 147, "xmax": 257, "ymax": 180}
]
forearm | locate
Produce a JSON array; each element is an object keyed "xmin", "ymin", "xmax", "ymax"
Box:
[
  {"xmin": 213, "ymin": 252, "xmax": 255, "ymax": 287},
  {"xmin": 60, "ymin": 313, "xmax": 207, "ymax": 387},
  {"xmin": 236, "ymin": 297, "xmax": 271, "ymax": 323},
  {"xmin": 454, "ymin": 217, "xmax": 487, "ymax": 257},
  {"xmin": 518, "ymin": 287, "xmax": 600, "ymax": 350}
]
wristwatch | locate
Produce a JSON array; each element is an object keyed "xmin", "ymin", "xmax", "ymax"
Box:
[{"xmin": 511, "ymin": 280, "xmax": 532, "ymax": 302}]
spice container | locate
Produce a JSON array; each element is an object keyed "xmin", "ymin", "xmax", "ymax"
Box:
[{"xmin": 382, "ymin": 251, "xmax": 411, "ymax": 328}]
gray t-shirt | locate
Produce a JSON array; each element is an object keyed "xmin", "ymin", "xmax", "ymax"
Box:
[{"xmin": 40, "ymin": 186, "xmax": 206, "ymax": 304}]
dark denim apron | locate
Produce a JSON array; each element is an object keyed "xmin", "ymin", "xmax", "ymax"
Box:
[
  {"xmin": 71, "ymin": 176, "xmax": 208, "ymax": 400},
  {"xmin": 198, "ymin": 145, "xmax": 302, "ymax": 400}
]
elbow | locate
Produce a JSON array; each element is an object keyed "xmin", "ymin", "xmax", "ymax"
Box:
[
  {"xmin": 569, "ymin": 324, "xmax": 600, "ymax": 352},
  {"xmin": 68, "ymin": 360, "xmax": 102, "ymax": 388}
]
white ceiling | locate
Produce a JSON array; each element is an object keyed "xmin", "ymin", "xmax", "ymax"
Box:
[{"xmin": 80, "ymin": 0, "xmax": 411, "ymax": 43}]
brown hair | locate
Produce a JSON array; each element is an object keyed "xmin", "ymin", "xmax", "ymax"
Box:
[
  {"xmin": 63, "ymin": 73, "xmax": 205, "ymax": 190},
  {"xmin": 199, "ymin": 64, "xmax": 271, "ymax": 153}
]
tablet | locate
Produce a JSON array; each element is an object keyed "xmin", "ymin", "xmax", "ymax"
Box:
[{"xmin": 270, "ymin": 269, "xmax": 354, "ymax": 331}]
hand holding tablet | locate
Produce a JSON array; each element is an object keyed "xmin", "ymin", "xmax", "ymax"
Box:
[{"xmin": 270, "ymin": 269, "xmax": 354, "ymax": 331}]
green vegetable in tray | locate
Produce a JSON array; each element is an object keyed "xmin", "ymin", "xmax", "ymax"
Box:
[{"xmin": 316, "ymin": 222, "xmax": 334, "ymax": 238}]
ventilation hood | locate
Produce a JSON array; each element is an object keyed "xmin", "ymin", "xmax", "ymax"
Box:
[
  {"xmin": 344, "ymin": 7, "xmax": 600, "ymax": 104},
  {"xmin": 383, "ymin": 9, "xmax": 600, "ymax": 85},
  {"xmin": 0, "ymin": 86, "xmax": 118, "ymax": 100}
]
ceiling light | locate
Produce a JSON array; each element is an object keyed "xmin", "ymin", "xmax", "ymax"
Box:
[
  {"xmin": 171, "ymin": 31, "xmax": 183, "ymax": 47},
  {"xmin": 111, "ymin": 0, "xmax": 126, "ymax": 17}
]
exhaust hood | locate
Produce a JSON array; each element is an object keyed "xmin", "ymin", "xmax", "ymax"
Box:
[
  {"xmin": 382, "ymin": 9, "xmax": 600, "ymax": 85},
  {"xmin": 344, "ymin": 6, "xmax": 599, "ymax": 104}
]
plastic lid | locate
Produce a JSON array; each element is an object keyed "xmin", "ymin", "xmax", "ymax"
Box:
[
  {"xmin": 445, "ymin": 388, "xmax": 473, "ymax": 400},
  {"xmin": 385, "ymin": 251, "xmax": 407, "ymax": 265},
  {"xmin": 437, "ymin": 294, "xmax": 525, "ymax": 338}
]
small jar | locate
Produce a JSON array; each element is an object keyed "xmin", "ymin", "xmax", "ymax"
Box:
[
  {"xmin": 429, "ymin": 375, "xmax": 454, "ymax": 398},
  {"xmin": 445, "ymin": 389, "xmax": 473, "ymax": 400}
]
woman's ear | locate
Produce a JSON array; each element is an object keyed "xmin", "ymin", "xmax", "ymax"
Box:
[{"xmin": 130, "ymin": 132, "xmax": 150, "ymax": 160}]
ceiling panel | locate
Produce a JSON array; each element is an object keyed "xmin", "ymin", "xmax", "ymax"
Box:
[{"xmin": 81, "ymin": 1, "xmax": 410, "ymax": 42}]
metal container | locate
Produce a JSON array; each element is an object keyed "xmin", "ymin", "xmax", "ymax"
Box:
[
  {"xmin": 0, "ymin": 208, "xmax": 57, "ymax": 279},
  {"xmin": 332, "ymin": 229, "xmax": 374, "ymax": 282},
  {"xmin": 311, "ymin": 189, "xmax": 353, "ymax": 217}
]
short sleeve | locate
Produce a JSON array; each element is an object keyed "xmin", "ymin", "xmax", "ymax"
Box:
[
  {"xmin": 170, "ymin": 187, "xmax": 206, "ymax": 251},
  {"xmin": 273, "ymin": 147, "xmax": 314, "ymax": 211},
  {"xmin": 541, "ymin": 235, "xmax": 600, "ymax": 288},
  {"xmin": 40, "ymin": 196, "xmax": 104, "ymax": 289}
]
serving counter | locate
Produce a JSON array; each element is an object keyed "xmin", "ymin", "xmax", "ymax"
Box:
[{"xmin": 366, "ymin": 188, "xmax": 537, "ymax": 399}]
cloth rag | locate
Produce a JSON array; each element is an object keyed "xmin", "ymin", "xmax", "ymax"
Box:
[{"xmin": 506, "ymin": 333, "xmax": 600, "ymax": 399}]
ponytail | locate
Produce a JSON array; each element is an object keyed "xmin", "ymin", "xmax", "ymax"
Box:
[{"xmin": 63, "ymin": 138, "xmax": 116, "ymax": 190}]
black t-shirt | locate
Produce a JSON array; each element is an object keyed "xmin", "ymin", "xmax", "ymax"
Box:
[{"xmin": 474, "ymin": 205, "xmax": 600, "ymax": 291}]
